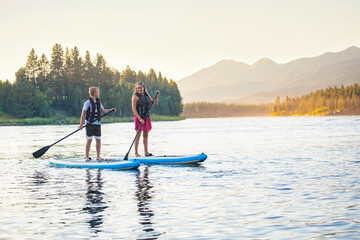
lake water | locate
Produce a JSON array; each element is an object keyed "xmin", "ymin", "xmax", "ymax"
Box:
[{"xmin": 0, "ymin": 116, "xmax": 359, "ymax": 239}]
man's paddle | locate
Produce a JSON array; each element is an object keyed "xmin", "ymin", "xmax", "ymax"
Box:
[
  {"xmin": 32, "ymin": 109, "xmax": 115, "ymax": 158},
  {"xmin": 124, "ymin": 91, "xmax": 159, "ymax": 160}
]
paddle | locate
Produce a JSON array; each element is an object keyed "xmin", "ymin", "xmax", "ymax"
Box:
[
  {"xmin": 32, "ymin": 109, "xmax": 115, "ymax": 158},
  {"xmin": 124, "ymin": 91, "xmax": 159, "ymax": 160}
]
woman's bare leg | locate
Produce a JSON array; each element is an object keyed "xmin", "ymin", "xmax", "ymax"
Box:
[
  {"xmin": 134, "ymin": 132, "xmax": 141, "ymax": 157},
  {"xmin": 143, "ymin": 131, "xmax": 149, "ymax": 154}
]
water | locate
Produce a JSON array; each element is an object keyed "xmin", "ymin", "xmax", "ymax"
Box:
[{"xmin": 1, "ymin": 116, "xmax": 360, "ymax": 239}]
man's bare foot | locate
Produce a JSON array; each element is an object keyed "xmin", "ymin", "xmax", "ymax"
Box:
[
  {"xmin": 135, "ymin": 153, "xmax": 141, "ymax": 157},
  {"xmin": 96, "ymin": 157, "xmax": 104, "ymax": 160},
  {"xmin": 85, "ymin": 157, "xmax": 91, "ymax": 162}
]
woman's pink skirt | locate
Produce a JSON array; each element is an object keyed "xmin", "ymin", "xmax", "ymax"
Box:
[{"xmin": 134, "ymin": 116, "xmax": 152, "ymax": 131}]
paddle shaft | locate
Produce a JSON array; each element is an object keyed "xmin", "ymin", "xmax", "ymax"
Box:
[
  {"xmin": 53, "ymin": 109, "xmax": 114, "ymax": 146},
  {"xmin": 124, "ymin": 93, "xmax": 159, "ymax": 160},
  {"xmin": 33, "ymin": 109, "xmax": 114, "ymax": 158}
]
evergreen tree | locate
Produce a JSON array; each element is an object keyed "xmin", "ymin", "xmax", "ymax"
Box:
[
  {"xmin": 70, "ymin": 46, "xmax": 83, "ymax": 88},
  {"xmin": 49, "ymin": 43, "xmax": 65, "ymax": 107},
  {"xmin": 11, "ymin": 69, "xmax": 36, "ymax": 118},
  {"xmin": 83, "ymin": 51, "xmax": 94, "ymax": 87},
  {"xmin": 121, "ymin": 66, "xmax": 137, "ymax": 84},
  {"xmin": 50, "ymin": 44, "xmax": 65, "ymax": 76},
  {"xmin": 25, "ymin": 49, "xmax": 39, "ymax": 87},
  {"xmin": 37, "ymin": 54, "xmax": 50, "ymax": 91},
  {"xmin": 0, "ymin": 80, "xmax": 12, "ymax": 113}
]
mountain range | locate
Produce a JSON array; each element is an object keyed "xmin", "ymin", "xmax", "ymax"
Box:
[{"xmin": 177, "ymin": 46, "xmax": 360, "ymax": 103}]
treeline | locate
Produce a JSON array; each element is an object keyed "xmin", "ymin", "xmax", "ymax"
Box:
[
  {"xmin": 272, "ymin": 84, "xmax": 360, "ymax": 116},
  {"xmin": 181, "ymin": 84, "xmax": 360, "ymax": 118},
  {"xmin": 0, "ymin": 44, "xmax": 182, "ymax": 119},
  {"xmin": 182, "ymin": 102, "xmax": 271, "ymax": 118}
]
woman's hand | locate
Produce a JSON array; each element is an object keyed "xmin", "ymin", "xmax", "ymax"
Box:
[
  {"xmin": 140, "ymin": 119, "xmax": 145, "ymax": 124},
  {"xmin": 110, "ymin": 108, "xmax": 116, "ymax": 112},
  {"xmin": 154, "ymin": 90, "xmax": 160, "ymax": 106}
]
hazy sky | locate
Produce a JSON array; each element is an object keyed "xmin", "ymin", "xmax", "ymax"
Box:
[{"xmin": 1, "ymin": 0, "xmax": 360, "ymax": 82}]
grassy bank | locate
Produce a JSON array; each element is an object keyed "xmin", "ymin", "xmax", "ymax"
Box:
[{"xmin": 0, "ymin": 114, "xmax": 185, "ymax": 126}]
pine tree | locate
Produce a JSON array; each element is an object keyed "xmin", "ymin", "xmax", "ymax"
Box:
[
  {"xmin": 83, "ymin": 51, "xmax": 94, "ymax": 87},
  {"xmin": 25, "ymin": 48, "xmax": 39, "ymax": 87},
  {"xmin": 49, "ymin": 43, "xmax": 65, "ymax": 106},
  {"xmin": 37, "ymin": 54, "xmax": 50, "ymax": 91},
  {"xmin": 70, "ymin": 46, "xmax": 83, "ymax": 88}
]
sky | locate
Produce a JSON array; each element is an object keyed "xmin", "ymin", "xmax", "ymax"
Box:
[{"xmin": 1, "ymin": 0, "xmax": 360, "ymax": 82}]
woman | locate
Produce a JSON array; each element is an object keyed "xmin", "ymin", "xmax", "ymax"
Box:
[{"xmin": 132, "ymin": 82, "xmax": 159, "ymax": 157}]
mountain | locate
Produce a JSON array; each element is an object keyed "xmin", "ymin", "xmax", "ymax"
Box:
[{"xmin": 177, "ymin": 46, "xmax": 360, "ymax": 103}]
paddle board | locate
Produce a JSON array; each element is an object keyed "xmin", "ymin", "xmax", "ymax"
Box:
[
  {"xmin": 49, "ymin": 157, "xmax": 140, "ymax": 170},
  {"xmin": 112, "ymin": 153, "xmax": 207, "ymax": 165},
  {"xmin": 50, "ymin": 153, "xmax": 207, "ymax": 168}
]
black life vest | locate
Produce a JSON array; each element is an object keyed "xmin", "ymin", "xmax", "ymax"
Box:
[
  {"xmin": 135, "ymin": 93, "xmax": 151, "ymax": 119},
  {"xmin": 85, "ymin": 98, "xmax": 101, "ymax": 123}
]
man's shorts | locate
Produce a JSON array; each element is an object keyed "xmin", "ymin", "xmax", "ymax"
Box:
[{"xmin": 86, "ymin": 124, "xmax": 101, "ymax": 140}]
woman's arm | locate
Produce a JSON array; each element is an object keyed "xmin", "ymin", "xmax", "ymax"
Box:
[
  {"xmin": 153, "ymin": 90, "xmax": 160, "ymax": 106},
  {"xmin": 149, "ymin": 91, "xmax": 160, "ymax": 106},
  {"xmin": 132, "ymin": 95, "xmax": 143, "ymax": 121}
]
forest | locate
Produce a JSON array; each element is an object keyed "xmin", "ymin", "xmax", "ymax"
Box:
[
  {"xmin": 0, "ymin": 44, "xmax": 182, "ymax": 119},
  {"xmin": 182, "ymin": 83, "xmax": 360, "ymax": 118},
  {"xmin": 272, "ymin": 84, "xmax": 360, "ymax": 116},
  {"xmin": 1, "ymin": 44, "xmax": 359, "ymax": 120},
  {"xmin": 182, "ymin": 102, "xmax": 271, "ymax": 117}
]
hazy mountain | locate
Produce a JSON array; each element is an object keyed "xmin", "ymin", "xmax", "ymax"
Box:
[{"xmin": 177, "ymin": 46, "xmax": 360, "ymax": 103}]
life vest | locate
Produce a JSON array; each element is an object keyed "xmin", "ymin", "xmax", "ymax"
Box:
[
  {"xmin": 85, "ymin": 98, "xmax": 101, "ymax": 123},
  {"xmin": 135, "ymin": 93, "xmax": 151, "ymax": 119}
]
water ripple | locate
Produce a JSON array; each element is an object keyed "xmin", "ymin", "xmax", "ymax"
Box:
[{"xmin": 0, "ymin": 117, "xmax": 360, "ymax": 239}]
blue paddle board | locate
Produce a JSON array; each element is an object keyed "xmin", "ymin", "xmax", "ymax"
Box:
[
  {"xmin": 49, "ymin": 157, "xmax": 140, "ymax": 170},
  {"xmin": 111, "ymin": 153, "xmax": 207, "ymax": 165}
]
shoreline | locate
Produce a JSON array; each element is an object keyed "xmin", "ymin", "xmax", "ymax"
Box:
[
  {"xmin": 1, "ymin": 113, "xmax": 359, "ymax": 126},
  {"xmin": 0, "ymin": 115, "xmax": 185, "ymax": 126}
]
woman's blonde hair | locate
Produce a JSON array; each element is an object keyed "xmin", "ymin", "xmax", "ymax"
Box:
[
  {"xmin": 89, "ymin": 87, "xmax": 99, "ymax": 97},
  {"xmin": 133, "ymin": 82, "xmax": 149, "ymax": 96}
]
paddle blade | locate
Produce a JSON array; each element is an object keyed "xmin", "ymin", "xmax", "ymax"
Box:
[
  {"xmin": 33, "ymin": 145, "xmax": 51, "ymax": 158},
  {"xmin": 124, "ymin": 153, "xmax": 129, "ymax": 160}
]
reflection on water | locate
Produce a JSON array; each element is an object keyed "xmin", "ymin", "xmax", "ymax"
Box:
[
  {"xmin": 83, "ymin": 169, "xmax": 107, "ymax": 234},
  {"xmin": 0, "ymin": 117, "xmax": 359, "ymax": 239},
  {"xmin": 30, "ymin": 171, "xmax": 49, "ymax": 185},
  {"xmin": 135, "ymin": 167, "xmax": 162, "ymax": 240}
]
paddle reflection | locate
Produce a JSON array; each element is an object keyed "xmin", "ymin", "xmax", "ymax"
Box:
[
  {"xmin": 83, "ymin": 169, "xmax": 107, "ymax": 234},
  {"xmin": 135, "ymin": 167, "xmax": 162, "ymax": 240}
]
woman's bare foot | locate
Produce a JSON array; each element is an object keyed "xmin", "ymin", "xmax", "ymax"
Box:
[
  {"xmin": 135, "ymin": 153, "xmax": 141, "ymax": 157},
  {"xmin": 85, "ymin": 157, "xmax": 91, "ymax": 162},
  {"xmin": 96, "ymin": 157, "xmax": 104, "ymax": 160}
]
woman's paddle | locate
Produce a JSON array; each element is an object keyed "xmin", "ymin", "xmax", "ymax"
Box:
[
  {"xmin": 32, "ymin": 109, "xmax": 114, "ymax": 158},
  {"xmin": 124, "ymin": 92, "xmax": 159, "ymax": 160}
]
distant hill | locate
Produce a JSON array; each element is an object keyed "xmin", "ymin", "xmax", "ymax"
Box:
[{"xmin": 177, "ymin": 46, "xmax": 360, "ymax": 103}]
